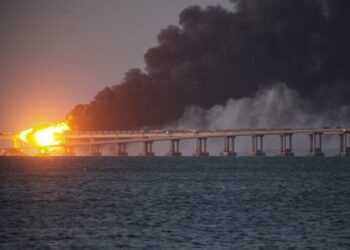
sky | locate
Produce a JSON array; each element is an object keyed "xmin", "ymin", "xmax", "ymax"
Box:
[{"xmin": 0, "ymin": 0, "xmax": 233, "ymax": 131}]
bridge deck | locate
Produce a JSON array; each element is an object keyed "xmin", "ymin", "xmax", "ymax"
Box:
[{"xmin": 1, "ymin": 127, "xmax": 348, "ymax": 147}]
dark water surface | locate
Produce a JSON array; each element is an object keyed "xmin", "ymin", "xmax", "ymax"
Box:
[{"xmin": 0, "ymin": 157, "xmax": 350, "ymax": 249}]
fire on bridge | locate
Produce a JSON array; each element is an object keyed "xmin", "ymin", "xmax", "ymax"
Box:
[{"xmin": 1, "ymin": 127, "xmax": 350, "ymax": 157}]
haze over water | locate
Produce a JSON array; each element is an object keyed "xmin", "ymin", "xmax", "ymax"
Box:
[{"xmin": 1, "ymin": 157, "xmax": 349, "ymax": 249}]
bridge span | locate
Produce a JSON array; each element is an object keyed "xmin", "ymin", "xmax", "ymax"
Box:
[{"xmin": 1, "ymin": 127, "xmax": 350, "ymax": 156}]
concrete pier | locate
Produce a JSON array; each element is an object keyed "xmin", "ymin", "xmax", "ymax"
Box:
[
  {"xmin": 249, "ymin": 135, "xmax": 265, "ymax": 156},
  {"xmin": 63, "ymin": 146, "xmax": 75, "ymax": 156},
  {"xmin": 37, "ymin": 147, "xmax": 49, "ymax": 156},
  {"xmin": 140, "ymin": 141, "xmax": 155, "ymax": 156},
  {"xmin": 115, "ymin": 143, "xmax": 128, "ymax": 156},
  {"xmin": 278, "ymin": 134, "xmax": 294, "ymax": 156},
  {"xmin": 221, "ymin": 136, "xmax": 237, "ymax": 156},
  {"xmin": 337, "ymin": 132, "xmax": 350, "ymax": 156},
  {"xmin": 193, "ymin": 138, "xmax": 209, "ymax": 156},
  {"xmin": 13, "ymin": 138, "xmax": 24, "ymax": 149},
  {"xmin": 307, "ymin": 133, "xmax": 324, "ymax": 157},
  {"xmin": 90, "ymin": 145, "xmax": 101, "ymax": 156},
  {"xmin": 166, "ymin": 139, "xmax": 181, "ymax": 156}
]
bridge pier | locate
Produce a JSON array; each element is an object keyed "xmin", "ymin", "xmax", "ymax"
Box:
[
  {"xmin": 221, "ymin": 136, "xmax": 237, "ymax": 156},
  {"xmin": 307, "ymin": 133, "xmax": 324, "ymax": 157},
  {"xmin": 166, "ymin": 139, "xmax": 181, "ymax": 156},
  {"xmin": 278, "ymin": 134, "xmax": 294, "ymax": 156},
  {"xmin": 140, "ymin": 141, "xmax": 155, "ymax": 156},
  {"xmin": 337, "ymin": 132, "xmax": 350, "ymax": 156},
  {"xmin": 193, "ymin": 138, "xmax": 209, "ymax": 156},
  {"xmin": 115, "ymin": 143, "xmax": 128, "ymax": 156},
  {"xmin": 250, "ymin": 135, "xmax": 265, "ymax": 156},
  {"xmin": 90, "ymin": 145, "xmax": 102, "ymax": 156},
  {"xmin": 13, "ymin": 138, "xmax": 24, "ymax": 149},
  {"xmin": 63, "ymin": 146, "xmax": 75, "ymax": 156},
  {"xmin": 37, "ymin": 147, "xmax": 49, "ymax": 156}
]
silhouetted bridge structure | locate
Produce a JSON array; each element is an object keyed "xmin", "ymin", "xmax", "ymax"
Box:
[{"xmin": 1, "ymin": 127, "xmax": 350, "ymax": 156}]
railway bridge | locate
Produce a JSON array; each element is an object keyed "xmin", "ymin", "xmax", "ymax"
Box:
[{"xmin": 1, "ymin": 127, "xmax": 350, "ymax": 157}]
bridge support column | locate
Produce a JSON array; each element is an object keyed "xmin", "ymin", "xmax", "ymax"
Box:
[
  {"xmin": 193, "ymin": 138, "xmax": 209, "ymax": 156},
  {"xmin": 221, "ymin": 136, "xmax": 237, "ymax": 156},
  {"xmin": 115, "ymin": 143, "xmax": 128, "ymax": 156},
  {"xmin": 307, "ymin": 133, "xmax": 324, "ymax": 157},
  {"xmin": 278, "ymin": 134, "xmax": 294, "ymax": 156},
  {"xmin": 37, "ymin": 147, "xmax": 49, "ymax": 156},
  {"xmin": 90, "ymin": 145, "xmax": 102, "ymax": 156},
  {"xmin": 140, "ymin": 141, "xmax": 155, "ymax": 156},
  {"xmin": 337, "ymin": 132, "xmax": 350, "ymax": 156},
  {"xmin": 166, "ymin": 139, "xmax": 181, "ymax": 156},
  {"xmin": 13, "ymin": 138, "xmax": 24, "ymax": 149},
  {"xmin": 249, "ymin": 135, "xmax": 265, "ymax": 156},
  {"xmin": 63, "ymin": 146, "xmax": 75, "ymax": 156}
]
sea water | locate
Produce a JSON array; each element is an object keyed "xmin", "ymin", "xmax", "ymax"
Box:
[{"xmin": 0, "ymin": 157, "xmax": 349, "ymax": 249}]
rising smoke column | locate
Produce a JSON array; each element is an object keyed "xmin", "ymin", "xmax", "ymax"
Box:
[{"xmin": 67, "ymin": 0, "xmax": 350, "ymax": 131}]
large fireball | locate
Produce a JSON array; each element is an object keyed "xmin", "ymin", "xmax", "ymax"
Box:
[{"xmin": 19, "ymin": 122, "xmax": 70, "ymax": 147}]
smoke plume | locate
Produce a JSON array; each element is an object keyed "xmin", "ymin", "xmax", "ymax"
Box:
[
  {"xmin": 158, "ymin": 84, "xmax": 348, "ymax": 156},
  {"xmin": 174, "ymin": 84, "xmax": 350, "ymax": 130},
  {"xmin": 67, "ymin": 0, "xmax": 350, "ymax": 131}
]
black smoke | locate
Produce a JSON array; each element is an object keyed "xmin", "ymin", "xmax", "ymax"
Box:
[{"xmin": 67, "ymin": 0, "xmax": 350, "ymax": 131}]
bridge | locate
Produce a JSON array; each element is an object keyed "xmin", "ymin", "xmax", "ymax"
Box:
[{"xmin": 1, "ymin": 127, "xmax": 350, "ymax": 156}]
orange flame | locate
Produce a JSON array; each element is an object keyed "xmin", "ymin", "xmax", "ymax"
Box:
[{"xmin": 19, "ymin": 121, "xmax": 71, "ymax": 147}]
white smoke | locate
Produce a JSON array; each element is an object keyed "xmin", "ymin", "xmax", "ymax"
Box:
[
  {"xmin": 175, "ymin": 83, "xmax": 346, "ymax": 129},
  {"xmin": 161, "ymin": 83, "xmax": 350, "ymax": 156},
  {"xmin": 122, "ymin": 83, "xmax": 349, "ymax": 156}
]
